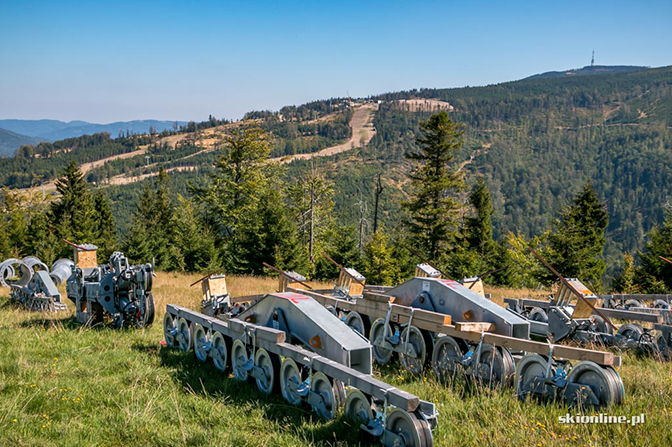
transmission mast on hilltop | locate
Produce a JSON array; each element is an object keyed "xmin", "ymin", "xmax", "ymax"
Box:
[{"xmin": 591, "ymin": 50, "xmax": 595, "ymax": 67}]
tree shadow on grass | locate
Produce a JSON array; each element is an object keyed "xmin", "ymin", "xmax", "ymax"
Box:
[{"xmin": 132, "ymin": 342, "xmax": 369, "ymax": 446}]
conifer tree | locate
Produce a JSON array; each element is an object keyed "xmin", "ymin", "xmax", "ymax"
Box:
[
  {"xmin": 636, "ymin": 206, "xmax": 672, "ymax": 291},
  {"xmin": 26, "ymin": 211, "xmax": 59, "ymax": 265},
  {"xmin": 50, "ymin": 161, "xmax": 96, "ymax": 250},
  {"xmin": 0, "ymin": 188, "xmax": 31, "ymax": 257},
  {"xmin": 403, "ymin": 111, "xmax": 464, "ymax": 262},
  {"xmin": 466, "ymin": 178, "xmax": 495, "ymax": 253},
  {"xmin": 92, "ymin": 191, "xmax": 117, "ymax": 259},
  {"xmin": 546, "ymin": 182, "xmax": 608, "ymax": 289},
  {"xmin": 233, "ymin": 185, "xmax": 308, "ymax": 275},
  {"xmin": 612, "ymin": 253, "xmax": 640, "ymax": 293},
  {"xmin": 123, "ymin": 168, "xmax": 179, "ymax": 269},
  {"xmin": 363, "ymin": 230, "xmax": 399, "ymax": 286},
  {"xmin": 196, "ymin": 126, "xmax": 274, "ymax": 235},
  {"xmin": 173, "ymin": 195, "xmax": 218, "ymax": 272},
  {"xmin": 314, "ymin": 224, "xmax": 361, "ymax": 280}
]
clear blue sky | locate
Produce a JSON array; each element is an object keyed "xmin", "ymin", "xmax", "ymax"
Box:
[{"xmin": 1, "ymin": 0, "xmax": 670, "ymax": 123}]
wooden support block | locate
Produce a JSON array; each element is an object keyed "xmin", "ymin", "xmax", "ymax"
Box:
[
  {"xmin": 454, "ymin": 322, "xmax": 496, "ymax": 333},
  {"xmin": 363, "ymin": 291, "xmax": 394, "ymax": 303}
]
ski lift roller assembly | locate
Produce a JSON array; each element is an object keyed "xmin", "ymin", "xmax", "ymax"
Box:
[
  {"xmin": 64, "ymin": 240, "xmax": 155, "ymax": 328},
  {"xmin": 503, "ymin": 249, "xmax": 671, "ymax": 359},
  {"xmin": 283, "ymin": 253, "xmax": 624, "ymax": 408},
  {"xmin": 164, "ymin": 272, "xmax": 438, "ymax": 447},
  {"xmin": 2, "ymin": 255, "xmax": 72, "ymax": 312}
]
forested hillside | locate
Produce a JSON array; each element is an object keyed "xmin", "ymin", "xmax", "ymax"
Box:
[
  {"xmin": 3, "ymin": 66, "xmax": 672, "ymax": 282},
  {"xmin": 369, "ymin": 66, "xmax": 672, "ymax": 276}
]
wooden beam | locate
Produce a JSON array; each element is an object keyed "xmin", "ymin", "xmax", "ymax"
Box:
[
  {"xmin": 454, "ymin": 322, "xmax": 496, "ymax": 333},
  {"xmin": 289, "ymin": 288, "xmax": 618, "ymax": 366}
]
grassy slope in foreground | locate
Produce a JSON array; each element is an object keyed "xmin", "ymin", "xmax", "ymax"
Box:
[{"xmin": 1, "ymin": 272, "xmax": 671, "ymax": 446}]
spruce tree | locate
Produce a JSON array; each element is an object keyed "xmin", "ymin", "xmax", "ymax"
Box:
[
  {"xmin": 50, "ymin": 161, "xmax": 97, "ymax": 251},
  {"xmin": 233, "ymin": 185, "xmax": 308, "ymax": 275},
  {"xmin": 313, "ymin": 224, "xmax": 361, "ymax": 281},
  {"xmin": 26, "ymin": 211, "xmax": 59, "ymax": 265},
  {"xmin": 403, "ymin": 111, "xmax": 464, "ymax": 262},
  {"xmin": 546, "ymin": 182, "xmax": 608, "ymax": 289},
  {"xmin": 363, "ymin": 230, "xmax": 399, "ymax": 286},
  {"xmin": 173, "ymin": 195, "xmax": 218, "ymax": 272},
  {"xmin": 636, "ymin": 206, "xmax": 672, "ymax": 291},
  {"xmin": 195, "ymin": 126, "xmax": 273, "ymax": 235},
  {"xmin": 612, "ymin": 254, "xmax": 640, "ymax": 293},
  {"xmin": 92, "ymin": 191, "xmax": 117, "ymax": 259},
  {"xmin": 466, "ymin": 178, "xmax": 494, "ymax": 252},
  {"xmin": 123, "ymin": 169, "xmax": 179, "ymax": 269}
]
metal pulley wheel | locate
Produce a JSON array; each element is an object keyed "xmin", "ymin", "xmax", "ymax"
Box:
[
  {"xmin": 254, "ymin": 348, "xmax": 279, "ymax": 394},
  {"xmin": 193, "ymin": 324, "xmax": 209, "ymax": 362},
  {"xmin": 163, "ymin": 314, "xmax": 177, "ymax": 346},
  {"xmin": 431, "ymin": 335, "xmax": 464, "ymax": 381},
  {"xmin": 279, "ymin": 358, "xmax": 302, "ymax": 406},
  {"xmin": 470, "ymin": 344, "xmax": 515, "ymax": 387},
  {"xmin": 565, "ymin": 360, "xmax": 617, "ymax": 407},
  {"xmin": 616, "ymin": 323, "xmax": 644, "ymax": 342},
  {"xmin": 529, "ymin": 307, "xmax": 548, "ymax": 323},
  {"xmin": 399, "ymin": 325, "xmax": 427, "ymax": 375},
  {"xmin": 384, "ymin": 408, "xmax": 430, "ymax": 447},
  {"xmin": 210, "ymin": 332, "xmax": 228, "ymax": 371},
  {"xmin": 591, "ymin": 315, "xmax": 613, "ymax": 335},
  {"xmin": 177, "ymin": 317, "xmax": 192, "ymax": 352},
  {"xmin": 344, "ymin": 311, "xmax": 368, "ymax": 335},
  {"xmin": 514, "ymin": 354, "xmax": 556, "ymax": 400},
  {"xmin": 309, "ymin": 372, "xmax": 336, "ymax": 420},
  {"xmin": 344, "ymin": 389, "xmax": 373, "ymax": 425},
  {"xmin": 231, "ymin": 339, "xmax": 249, "ymax": 381},
  {"xmin": 369, "ymin": 318, "xmax": 394, "ymax": 364},
  {"xmin": 624, "ymin": 299, "xmax": 643, "ymax": 310}
]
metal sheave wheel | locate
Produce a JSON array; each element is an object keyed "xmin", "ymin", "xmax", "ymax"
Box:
[
  {"xmin": 280, "ymin": 358, "xmax": 302, "ymax": 406},
  {"xmin": 254, "ymin": 348, "xmax": 279, "ymax": 395},
  {"xmin": 470, "ymin": 344, "xmax": 515, "ymax": 387},
  {"xmin": 566, "ymin": 360, "xmax": 616, "ymax": 407},
  {"xmin": 515, "ymin": 353, "xmax": 556, "ymax": 400},
  {"xmin": 163, "ymin": 313, "xmax": 178, "ymax": 347},
  {"xmin": 399, "ymin": 326, "xmax": 426, "ymax": 375},
  {"xmin": 529, "ymin": 307, "xmax": 548, "ymax": 323},
  {"xmin": 344, "ymin": 389, "xmax": 373, "ymax": 425},
  {"xmin": 177, "ymin": 317, "xmax": 192, "ymax": 352},
  {"xmin": 193, "ymin": 324, "xmax": 209, "ymax": 362},
  {"xmin": 384, "ymin": 408, "xmax": 429, "ymax": 447},
  {"xmin": 231, "ymin": 339, "xmax": 249, "ymax": 381},
  {"xmin": 143, "ymin": 292, "xmax": 155, "ymax": 327},
  {"xmin": 210, "ymin": 332, "xmax": 228, "ymax": 371},
  {"xmin": 369, "ymin": 318, "xmax": 394, "ymax": 364},
  {"xmin": 309, "ymin": 372, "xmax": 336, "ymax": 420},
  {"xmin": 344, "ymin": 311, "xmax": 369, "ymax": 336},
  {"xmin": 616, "ymin": 323, "xmax": 644, "ymax": 342},
  {"xmin": 431, "ymin": 335, "xmax": 463, "ymax": 381}
]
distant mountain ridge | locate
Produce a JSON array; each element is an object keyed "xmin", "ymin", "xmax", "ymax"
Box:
[
  {"xmin": 0, "ymin": 119, "xmax": 188, "ymax": 142},
  {"xmin": 0, "ymin": 129, "xmax": 45, "ymax": 157},
  {"xmin": 525, "ymin": 65, "xmax": 648, "ymax": 80}
]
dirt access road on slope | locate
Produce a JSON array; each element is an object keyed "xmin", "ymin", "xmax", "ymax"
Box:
[{"xmin": 272, "ymin": 103, "xmax": 378, "ymax": 164}]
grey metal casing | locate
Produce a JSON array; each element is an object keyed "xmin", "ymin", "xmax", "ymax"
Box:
[
  {"xmin": 385, "ymin": 277, "xmax": 531, "ymax": 339},
  {"xmin": 239, "ymin": 292, "xmax": 373, "ymax": 374}
]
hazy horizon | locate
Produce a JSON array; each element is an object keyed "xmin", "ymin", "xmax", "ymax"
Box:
[{"xmin": 1, "ymin": 0, "xmax": 671, "ymax": 123}]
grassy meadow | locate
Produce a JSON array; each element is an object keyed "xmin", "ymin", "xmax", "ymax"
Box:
[{"xmin": 1, "ymin": 272, "xmax": 671, "ymax": 446}]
